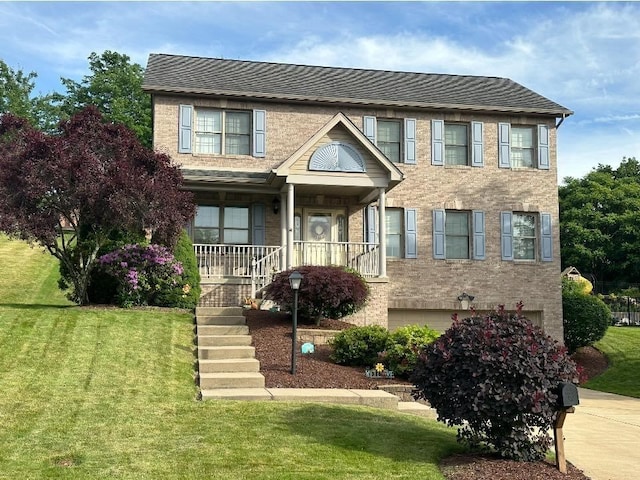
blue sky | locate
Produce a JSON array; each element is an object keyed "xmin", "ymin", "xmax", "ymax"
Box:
[{"xmin": 1, "ymin": 1, "xmax": 639, "ymax": 182}]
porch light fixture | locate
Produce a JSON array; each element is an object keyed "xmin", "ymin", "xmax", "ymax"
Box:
[
  {"xmin": 288, "ymin": 270, "xmax": 304, "ymax": 375},
  {"xmin": 272, "ymin": 196, "xmax": 280, "ymax": 215},
  {"xmin": 457, "ymin": 292, "xmax": 475, "ymax": 310}
]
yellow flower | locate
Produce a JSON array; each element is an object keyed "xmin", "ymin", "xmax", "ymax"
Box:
[
  {"xmin": 375, "ymin": 363, "xmax": 385, "ymax": 373},
  {"xmin": 182, "ymin": 284, "xmax": 191, "ymax": 294}
]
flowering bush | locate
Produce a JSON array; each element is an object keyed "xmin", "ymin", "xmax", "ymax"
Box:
[{"xmin": 99, "ymin": 244, "xmax": 185, "ymax": 308}]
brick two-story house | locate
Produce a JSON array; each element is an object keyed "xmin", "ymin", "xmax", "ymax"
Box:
[{"xmin": 143, "ymin": 53, "xmax": 572, "ymax": 340}]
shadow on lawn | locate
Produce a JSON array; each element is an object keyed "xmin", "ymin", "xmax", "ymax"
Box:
[{"xmin": 282, "ymin": 403, "xmax": 460, "ymax": 464}]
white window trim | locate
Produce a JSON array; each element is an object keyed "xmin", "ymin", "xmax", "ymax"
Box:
[{"xmin": 194, "ymin": 109, "xmax": 252, "ymax": 156}]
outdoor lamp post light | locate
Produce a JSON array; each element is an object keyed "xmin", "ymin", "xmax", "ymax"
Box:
[{"xmin": 288, "ymin": 270, "xmax": 303, "ymax": 375}]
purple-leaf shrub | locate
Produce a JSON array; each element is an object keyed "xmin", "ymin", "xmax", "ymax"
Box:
[
  {"xmin": 99, "ymin": 244, "xmax": 185, "ymax": 307},
  {"xmin": 264, "ymin": 266, "xmax": 369, "ymax": 323},
  {"xmin": 411, "ymin": 303, "xmax": 578, "ymax": 462}
]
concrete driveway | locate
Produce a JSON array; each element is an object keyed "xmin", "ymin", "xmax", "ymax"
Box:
[{"xmin": 564, "ymin": 388, "xmax": 640, "ymax": 480}]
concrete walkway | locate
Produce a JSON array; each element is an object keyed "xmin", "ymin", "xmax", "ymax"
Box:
[{"xmin": 564, "ymin": 388, "xmax": 640, "ymax": 480}]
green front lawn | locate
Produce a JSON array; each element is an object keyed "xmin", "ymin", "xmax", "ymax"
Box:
[
  {"xmin": 0, "ymin": 237, "xmax": 460, "ymax": 479},
  {"xmin": 583, "ymin": 327, "xmax": 640, "ymax": 398}
]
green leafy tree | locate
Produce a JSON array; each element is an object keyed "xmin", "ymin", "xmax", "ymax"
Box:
[
  {"xmin": 0, "ymin": 59, "xmax": 59, "ymax": 131},
  {"xmin": 560, "ymin": 157, "xmax": 640, "ymax": 290},
  {"xmin": 53, "ymin": 51, "xmax": 152, "ymax": 147}
]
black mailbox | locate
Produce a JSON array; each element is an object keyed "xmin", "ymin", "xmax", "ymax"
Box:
[{"xmin": 557, "ymin": 382, "xmax": 580, "ymax": 408}]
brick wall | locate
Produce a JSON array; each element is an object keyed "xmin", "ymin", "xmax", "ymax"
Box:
[{"xmin": 154, "ymin": 95, "xmax": 564, "ymax": 340}]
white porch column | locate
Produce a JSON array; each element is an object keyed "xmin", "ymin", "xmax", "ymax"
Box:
[
  {"xmin": 279, "ymin": 191, "xmax": 287, "ymax": 269},
  {"xmin": 378, "ymin": 188, "xmax": 387, "ymax": 277},
  {"xmin": 286, "ymin": 183, "xmax": 295, "ymax": 270}
]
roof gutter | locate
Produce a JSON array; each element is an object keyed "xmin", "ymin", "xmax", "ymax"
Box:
[{"xmin": 556, "ymin": 112, "xmax": 569, "ymax": 129}]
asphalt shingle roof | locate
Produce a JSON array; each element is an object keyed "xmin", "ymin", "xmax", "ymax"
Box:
[{"xmin": 143, "ymin": 53, "xmax": 572, "ymax": 117}]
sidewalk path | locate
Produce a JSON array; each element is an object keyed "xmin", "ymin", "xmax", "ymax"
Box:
[{"xmin": 564, "ymin": 388, "xmax": 640, "ymax": 480}]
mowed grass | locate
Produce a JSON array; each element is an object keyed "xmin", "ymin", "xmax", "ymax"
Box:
[
  {"xmin": 0, "ymin": 236, "xmax": 460, "ymax": 479},
  {"xmin": 583, "ymin": 327, "xmax": 640, "ymax": 398}
]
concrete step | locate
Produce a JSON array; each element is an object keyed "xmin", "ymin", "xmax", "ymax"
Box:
[
  {"xmin": 197, "ymin": 315, "xmax": 246, "ymax": 326},
  {"xmin": 198, "ymin": 358, "xmax": 261, "ymax": 373},
  {"xmin": 196, "ymin": 306, "xmax": 244, "ymax": 316},
  {"xmin": 198, "ymin": 335, "xmax": 252, "ymax": 347},
  {"xmin": 198, "ymin": 345, "xmax": 256, "ymax": 360},
  {"xmin": 197, "ymin": 325, "xmax": 249, "ymax": 336},
  {"xmin": 199, "ymin": 372, "xmax": 265, "ymax": 389},
  {"xmin": 201, "ymin": 388, "xmax": 273, "ymax": 401}
]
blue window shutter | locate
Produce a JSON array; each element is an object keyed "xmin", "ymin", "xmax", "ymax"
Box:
[
  {"xmin": 471, "ymin": 121, "xmax": 484, "ymax": 167},
  {"xmin": 366, "ymin": 205, "xmax": 377, "ymax": 244},
  {"xmin": 541, "ymin": 212, "xmax": 553, "ymax": 261},
  {"xmin": 501, "ymin": 211, "xmax": 514, "ymax": 260},
  {"xmin": 472, "ymin": 210, "xmax": 486, "ymax": 260},
  {"xmin": 178, "ymin": 105, "xmax": 193, "ymax": 153},
  {"xmin": 405, "ymin": 208, "xmax": 417, "ymax": 259},
  {"xmin": 404, "ymin": 118, "xmax": 417, "ymax": 165},
  {"xmin": 252, "ymin": 204, "xmax": 266, "ymax": 245},
  {"xmin": 433, "ymin": 209, "xmax": 446, "ymax": 259},
  {"xmin": 498, "ymin": 123, "xmax": 511, "ymax": 168},
  {"xmin": 431, "ymin": 119, "xmax": 444, "ymax": 166},
  {"xmin": 538, "ymin": 124, "xmax": 550, "ymax": 170},
  {"xmin": 253, "ymin": 109, "xmax": 266, "ymax": 158},
  {"xmin": 363, "ymin": 116, "xmax": 377, "ymax": 144}
]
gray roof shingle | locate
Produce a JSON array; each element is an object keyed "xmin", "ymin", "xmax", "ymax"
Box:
[{"xmin": 143, "ymin": 53, "xmax": 572, "ymax": 117}]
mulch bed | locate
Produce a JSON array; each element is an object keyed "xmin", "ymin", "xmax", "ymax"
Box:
[{"xmin": 245, "ymin": 309, "xmax": 605, "ymax": 479}]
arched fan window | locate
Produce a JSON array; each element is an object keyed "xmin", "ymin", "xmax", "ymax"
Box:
[{"xmin": 309, "ymin": 142, "xmax": 366, "ymax": 172}]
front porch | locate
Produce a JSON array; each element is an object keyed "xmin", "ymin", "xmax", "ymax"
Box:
[{"xmin": 194, "ymin": 241, "xmax": 380, "ymax": 298}]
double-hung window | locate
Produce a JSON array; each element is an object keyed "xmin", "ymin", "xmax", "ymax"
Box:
[
  {"xmin": 501, "ymin": 211, "xmax": 553, "ymax": 262},
  {"xmin": 377, "ymin": 120, "xmax": 401, "ymax": 163},
  {"xmin": 179, "ymin": 105, "xmax": 266, "ymax": 157},
  {"xmin": 510, "ymin": 126, "xmax": 535, "ymax": 168},
  {"xmin": 432, "ymin": 120, "xmax": 484, "ymax": 167},
  {"xmin": 363, "ymin": 116, "xmax": 417, "ymax": 164},
  {"xmin": 365, "ymin": 206, "xmax": 417, "ymax": 259},
  {"xmin": 385, "ymin": 208, "xmax": 403, "ymax": 258},
  {"xmin": 195, "ymin": 110, "xmax": 251, "ymax": 155},
  {"xmin": 499, "ymin": 123, "xmax": 550, "ymax": 170},
  {"xmin": 194, "ymin": 206, "xmax": 250, "ymax": 244},
  {"xmin": 433, "ymin": 210, "xmax": 485, "ymax": 260},
  {"xmin": 445, "ymin": 211, "xmax": 470, "ymax": 259},
  {"xmin": 444, "ymin": 124, "xmax": 469, "ymax": 166}
]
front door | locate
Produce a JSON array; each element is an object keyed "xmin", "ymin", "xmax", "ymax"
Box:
[{"xmin": 294, "ymin": 209, "xmax": 347, "ymax": 266}]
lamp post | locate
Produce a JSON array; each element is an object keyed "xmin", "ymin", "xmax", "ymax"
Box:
[{"xmin": 288, "ymin": 271, "xmax": 303, "ymax": 375}]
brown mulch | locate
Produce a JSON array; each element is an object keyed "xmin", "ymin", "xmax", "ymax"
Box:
[
  {"xmin": 245, "ymin": 309, "xmax": 606, "ymax": 479},
  {"xmin": 245, "ymin": 309, "xmax": 405, "ymax": 389}
]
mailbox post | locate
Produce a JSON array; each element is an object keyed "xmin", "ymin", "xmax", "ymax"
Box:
[{"xmin": 554, "ymin": 382, "xmax": 580, "ymax": 474}]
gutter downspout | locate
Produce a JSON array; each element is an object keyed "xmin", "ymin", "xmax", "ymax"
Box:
[{"xmin": 556, "ymin": 113, "xmax": 568, "ymax": 129}]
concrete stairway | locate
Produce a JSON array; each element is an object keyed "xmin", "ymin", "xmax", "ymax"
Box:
[{"xmin": 196, "ymin": 307, "xmax": 265, "ymax": 399}]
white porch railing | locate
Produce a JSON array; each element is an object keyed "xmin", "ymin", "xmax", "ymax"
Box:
[
  {"xmin": 293, "ymin": 241, "xmax": 379, "ymax": 277},
  {"xmin": 194, "ymin": 241, "xmax": 380, "ymax": 297}
]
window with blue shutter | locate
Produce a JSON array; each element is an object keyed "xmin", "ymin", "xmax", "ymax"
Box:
[
  {"xmin": 471, "ymin": 121, "xmax": 484, "ymax": 167},
  {"xmin": 252, "ymin": 204, "xmax": 266, "ymax": 246},
  {"xmin": 179, "ymin": 105, "xmax": 193, "ymax": 154},
  {"xmin": 363, "ymin": 116, "xmax": 377, "ymax": 144},
  {"xmin": 432, "ymin": 209, "xmax": 446, "ymax": 259},
  {"xmin": 404, "ymin": 118, "xmax": 416, "ymax": 165},
  {"xmin": 538, "ymin": 125, "xmax": 549, "ymax": 170},
  {"xmin": 472, "ymin": 210, "xmax": 486, "ymax": 260},
  {"xmin": 431, "ymin": 120, "xmax": 444, "ymax": 166},
  {"xmin": 498, "ymin": 123, "xmax": 511, "ymax": 168},
  {"xmin": 540, "ymin": 212, "xmax": 553, "ymax": 261},
  {"xmin": 501, "ymin": 211, "xmax": 514, "ymax": 260},
  {"xmin": 405, "ymin": 209, "xmax": 417, "ymax": 258},
  {"xmin": 253, "ymin": 110, "xmax": 266, "ymax": 158}
]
